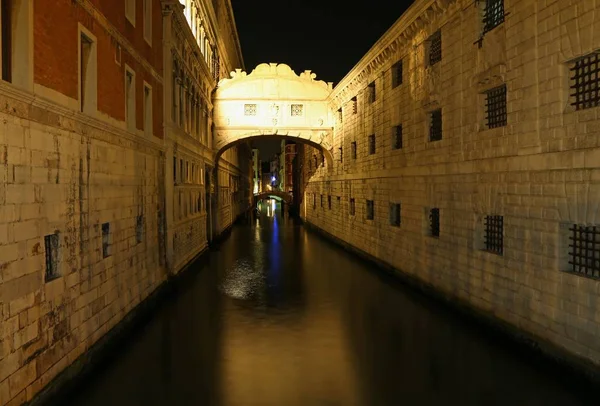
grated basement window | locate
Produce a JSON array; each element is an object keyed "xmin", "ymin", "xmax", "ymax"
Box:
[
  {"xmin": 351, "ymin": 141, "xmax": 357, "ymax": 159},
  {"xmin": 368, "ymin": 134, "xmax": 376, "ymax": 154},
  {"xmin": 483, "ymin": 0, "xmax": 505, "ymax": 33},
  {"xmin": 350, "ymin": 198, "xmax": 356, "ymax": 215},
  {"xmin": 429, "ymin": 208, "xmax": 440, "ymax": 237},
  {"xmin": 366, "ymin": 200, "xmax": 374, "ymax": 220},
  {"xmin": 484, "ymin": 215, "xmax": 503, "ymax": 255},
  {"xmin": 44, "ymin": 233, "xmax": 60, "ymax": 282},
  {"xmin": 393, "ymin": 125, "xmax": 403, "ymax": 149},
  {"xmin": 567, "ymin": 224, "xmax": 600, "ymax": 279},
  {"xmin": 485, "ymin": 84, "xmax": 507, "ymax": 128},
  {"xmin": 390, "ymin": 203, "xmax": 401, "ymax": 227},
  {"xmin": 392, "ymin": 60, "xmax": 403, "ymax": 88},
  {"xmin": 429, "ymin": 109, "xmax": 442, "ymax": 141},
  {"xmin": 569, "ymin": 52, "xmax": 600, "ymax": 111},
  {"xmin": 429, "ymin": 30, "xmax": 442, "ymax": 66}
]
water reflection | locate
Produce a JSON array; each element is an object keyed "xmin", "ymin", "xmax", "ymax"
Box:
[{"xmin": 60, "ymin": 206, "xmax": 596, "ymax": 406}]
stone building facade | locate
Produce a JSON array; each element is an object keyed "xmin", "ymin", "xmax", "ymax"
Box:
[
  {"xmin": 0, "ymin": 1, "xmax": 249, "ymax": 405},
  {"xmin": 301, "ymin": 0, "xmax": 600, "ymax": 369}
]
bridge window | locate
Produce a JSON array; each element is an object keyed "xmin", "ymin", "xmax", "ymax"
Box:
[
  {"xmin": 368, "ymin": 134, "xmax": 376, "ymax": 155},
  {"xmin": 483, "ymin": 0, "xmax": 505, "ymax": 34},
  {"xmin": 291, "ymin": 104, "xmax": 304, "ymax": 116},
  {"xmin": 351, "ymin": 141, "xmax": 357, "ymax": 159},
  {"xmin": 368, "ymin": 82, "xmax": 376, "ymax": 104},
  {"xmin": 484, "ymin": 215, "xmax": 503, "ymax": 255},
  {"xmin": 429, "ymin": 109, "xmax": 442, "ymax": 142},
  {"xmin": 392, "ymin": 125, "xmax": 403, "ymax": 149},
  {"xmin": 389, "ymin": 203, "xmax": 401, "ymax": 227},
  {"xmin": 366, "ymin": 200, "xmax": 374, "ymax": 220},
  {"xmin": 428, "ymin": 30, "xmax": 442, "ymax": 66},
  {"xmin": 44, "ymin": 233, "xmax": 60, "ymax": 282},
  {"xmin": 569, "ymin": 52, "xmax": 600, "ymax": 111},
  {"xmin": 392, "ymin": 60, "xmax": 403, "ymax": 88},
  {"xmin": 429, "ymin": 208, "xmax": 440, "ymax": 237},
  {"xmin": 565, "ymin": 224, "xmax": 600, "ymax": 279},
  {"xmin": 244, "ymin": 103, "xmax": 257, "ymax": 116},
  {"xmin": 485, "ymin": 85, "xmax": 507, "ymax": 128},
  {"xmin": 349, "ymin": 198, "xmax": 355, "ymax": 216}
]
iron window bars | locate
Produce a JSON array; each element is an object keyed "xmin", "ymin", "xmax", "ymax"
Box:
[
  {"xmin": 390, "ymin": 203, "xmax": 401, "ymax": 227},
  {"xmin": 368, "ymin": 82, "xmax": 376, "ymax": 103},
  {"xmin": 44, "ymin": 233, "xmax": 60, "ymax": 281},
  {"xmin": 368, "ymin": 134, "xmax": 376, "ymax": 154},
  {"xmin": 366, "ymin": 200, "xmax": 374, "ymax": 220},
  {"xmin": 429, "ymin": 109, "xmax": 442, "ymax": 141},
  {"xmin": 568, "ymin": 224, "xmax": 600, "ymax": 279},
  {"xmin": 429, "ymin": 30, "xmax": 442, "ymax": 66},
  {"xmin": 484, "ymin": 215, "xmax": 503, "ymax": 255},
  {"xmin": 393, "ymin": 125, "xmax": 403, "ymax": 149},
  {"xmin": 392, "ymin": 60, "xmax": 403, "ymax": 88},
  {"xmin": 569, "ymin": 52, "xmax": 600, "ymax": 111},
  {"xmin": 483, "ymin": 0, "xmax": 505, "ymax": 33},
  {"xmin": 351, "ymin": 141, "xmax": 357, "ymax": 159},
  {"xmin": 485, "ymin": 84, "xmax": 507, "ymax": 128},
  {"xmin": 350, "ymin": 198, "xmax": 356, "ymax": 216},
  {"xmin": 429, "ymin": 208, "xmax": 440, "ymax": 237}
]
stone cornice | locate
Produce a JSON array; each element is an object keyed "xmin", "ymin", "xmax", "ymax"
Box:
[
  {"xmin": 75, "ymin": 0, "xmax": 163, "ymax": 84},
  {"xmin": 329, "ymin": 0, "xmax": 456, "ymax": 107}
]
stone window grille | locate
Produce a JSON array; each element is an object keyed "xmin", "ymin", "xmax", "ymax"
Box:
[
  {"xmin": 368, "ymin": 134, "xmax": 376, "ymax": 154},
  {"xmin": 392, "ymin": 60, "xmax": 403, "ymax": 88},
  {"xmin": 366, "ymin": 200, "xmax": 374, "ymax": 220},
  {"xmin": 393, "ymin": 125, "xmax": 403, "ymax": 149},
  {"xmin": 483, "ymin": 0, "xmax": 505, "ymax": 34},
  {"xmin": 351, "ymin": 141, "xmax": 357, "ymax": 159},
  {"xmin": 136, "ymin": 215, "xmax": 144, "ymax": 244},
  {"xmin": 368, "ymin": 82, "xmax": 376, "ymax": 104},
  {"xmin": 485, "ymin": 84, "xmax": 507, "ymax": 128},
  {"xmin": 350, "ymin": 198, "xmax": 356, "ymax": 216},
  {"xmin": 328, "ymin": 195, "xmax": 332, "ymax": 210},
  {"xmin": 428, "ymin": 30, "xmax": 442, "ymax": 66},
  {"xmin": 484, "ymin": 215, "xmax": 503, "ymax": 255},
  {"xmin": 567, "ymin": 224, "xmax": 600, "ymax": 279},
  {"xmin": 351, "ymin": 96, "xmax": 357, "ymax": 114},
  {"xmin": 429, "ymin": 208, "xmax": 440, "ymax": 237},
  {"xmin": 429, "ymin": 109, "xmax": 442, "ymax": 141},
  {"xmin": 389, "ymin": 203, "xmax": 401, "ymax": 227},
  {"xmin": 244, "ymin": 103, "xmax": 257, "ymax": 116},
  {"xmin": 44, "ymin": 233, "xmax": 60, "ymax": 282},
  {"xmin": 291, "ymin": 104, "xmax": 304, "ymax": 116},
  {"xmin": 102, "ymin": 222, "xmax": 112, "ymax": 258},
  {"xmin": 569, "ymin": 52, "xmax": 600, "ymax": 111},
  {"xmin": 338, "ymin": 147, "xmax": 343, "ymax": 163}
]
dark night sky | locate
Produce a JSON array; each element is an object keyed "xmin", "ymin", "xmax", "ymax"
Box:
[{"xmin": 230, "ymin": 0, "xmax": 416, "ymax": 160}]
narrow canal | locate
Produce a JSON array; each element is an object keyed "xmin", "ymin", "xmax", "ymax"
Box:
[{"xmin": 60, "ymin": 204, "xmax": 595, "ymax": 406}]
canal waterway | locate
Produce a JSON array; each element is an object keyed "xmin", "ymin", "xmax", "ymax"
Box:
[{"xmin": 60, "ymin": 204, "xmax": 596, "ymax": 405}]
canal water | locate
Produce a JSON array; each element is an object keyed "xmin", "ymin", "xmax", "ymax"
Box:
[{"xmin": 61, "ymin": 204, "xmax": 596, "ymax": 406}]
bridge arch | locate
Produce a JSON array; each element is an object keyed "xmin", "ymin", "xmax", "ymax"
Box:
[
  {"xmin": 213, "ymin": 63, "xmax": 335, "ymax": 167},
  {"xmin": 253, "ymin": 190, "xmax": 292, "ymax": 205}
]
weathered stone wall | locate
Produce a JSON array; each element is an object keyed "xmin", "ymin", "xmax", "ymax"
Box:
[{"xmin": 302, "ymin": 0, "xmax": 600, "ymax": 368}]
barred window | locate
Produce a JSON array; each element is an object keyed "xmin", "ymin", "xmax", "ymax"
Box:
[
  {"xmin": 390, "ymin": 203, "xmax": 401, "ymax": 227},
  {"xmin": 567, "ymin": 224, "xmax": 600, "ymax": 279},
  {"xmin": 102, "ymin": 222, "xmax": 111, "ymax": 258},
  {"xmin": 392, "ymin": 60, "xmax": 403, "ymax": 88},
  {"xmin": 44, "ymin": 233, "xmax": 60, "ymax": 282},
  {"xmin": 351, "ymin": 96, "xmax": 357, "ymax": 114},
  {"xmin": 136, "ymin": 215, "xmax": 144, "ymax": 244},
  {"xmin": 483, "ymin": 0, "xmax": 505, "ymax": 34},
  {"xmin": 339, "ymin": 147, "xmax": 343, "ymax": 163},
  {"xmin": 328, "ymin": 195, "xmax": 332, "ymax": 210},
  {"xmin": 338, "ymin": 108, "xmax": 343, "ymax": 123},
  {"xmin": 313, "ymin": 194, "xmax": 316, "ymax": 209},
  {"xmin": 368, "ymin": 134, "xmax": 376, "ymax": 154},
  {"xmin": 484, "ymin": 215, "xmax": 503, "ymax": 255},
  {"xmin": 351, "ymin": 141, "xmax": 357, "ymax": 159},
  {"xmin": 366, "ymin": 200, "xmax": 374, "ymax": 220},
  {"xmin": 244, "ymin": 103, "xmax": 257, "ymax": 116},
  {"xmin": 429, "ymin": 208, "xmax": 440, "ymax": 237},
  {"xmin": 428, "ymin": 30, "xmax": 442, "ymax": 66},
  {"xmin": 291, "ymin": 104, "xmax": 304, "ymax": 116},
  {"xmin": 350, "ymin": 198, "xmax": 356, "ymax": 215},
  {"xmin": 485, "ymin": 85, "xmax": 507, "ymax": 128},
  {"xmin": 429, "ymin": 109, "xmax": 442, "ymax": 141},
  {"xmin": 569, "ymin": 52, "xmax": 600, "ymax": 111},
  {"xmin": 368, "ymin": 82, "xmax": 376, "ymax": 104},
  {"xmin": 320, "ymin": 194, "xmax": 324, "ymax": 208},
  {"xmin": 392, "ymin": 125, "xmax": 403, "ymax": 149}
]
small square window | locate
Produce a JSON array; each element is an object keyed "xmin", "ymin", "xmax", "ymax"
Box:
[
  {"xmin": 389, "ymin": 203, "xmax": 401, "ymax": 227},
  {"xmin": 244, "ymin": 104, "xmax": 257, "ymax": 116},
  {"xmin": 350, "ymin": 198, "xmax": 356, "ymax": 216},
  {"xmin": 291, "ymin": 104, "xmax": 304, "ymax": 116},
  {"xmin": 428, "ymin": 30, "xmax": 442, "ymax": 66},
  {"xmin": 351, "ymin": 97, "xmax": 357, "ymax": 114},
  {"xmin": 429, "ymin": 208, "xmax": 440, "ymax": 237},
  {"xmin": 485, "ymin": 85, "xmax": 507, "ymax": 128},
  {"xmin": 351, "ymin": 141, "xmax": 357, "ymax": 159},
  {"xmin": 368, "ymin": 82, "xmax": 376, "ymax": 104},
  {"xmin": 569, "ymin": 52, "xmax": 600, "ymax": 111},
  {"xmin": 136, "ymin": 215, "xmax": 144, "ymax": 244},
  {"xmin": 392, "ymin": 125, "xmax": 403, "ymax": 149},
  {"xmin": 44, "ymin": 233, "xmax": 60, "ymax": 282},
  {"xmin": 392, "ymin": 60, "xmax": 403, "ymax": 88},
  {"xmin": 368, "ymin": 134, "xmax": 376, "ymax": 154},
  {"xmin": 429, "ymin": 109, "xmax": 442, "ymax": 141},
  {"xmin": 566, "ymin": 224, "xmax": 600, "ymax": 279},
  {"xmin": 483, "ymin": 0, "xmax": 505, "ymax": 33},
  {"xmin": 102, "ymin": 222, "xmax": 111, "ymax": 258},
  {"xmin": 484, "ymin": 215, "xmax": 503, "ymax": 255},
  {"xmin": 366, "ymin": 200, "xmax": 374, "ymax": 220}
]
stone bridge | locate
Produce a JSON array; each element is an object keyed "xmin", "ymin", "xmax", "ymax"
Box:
[{"xmin": 253, "ymin": 190, "xmax": 293, "ymax": 205}]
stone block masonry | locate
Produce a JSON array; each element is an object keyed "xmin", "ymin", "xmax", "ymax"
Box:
[{"xmin": 301, "ymin": 0, "xmax": 600, "ymax": 371}]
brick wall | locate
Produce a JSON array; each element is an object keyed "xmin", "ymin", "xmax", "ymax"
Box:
[{"xmin": 302, "ymin": 0, "xmax": 600, "ymax": 367}]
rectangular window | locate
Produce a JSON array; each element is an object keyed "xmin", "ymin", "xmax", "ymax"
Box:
[
  {"xmin": 328, "ymin": 195, "xmax": 332, "ymax": 210},
  {"xmin": 485, "ymin": 84, "xmax": 507, "ymax": 128},
  {"xmin": 173, "ymin": 157, "xmax": 177, "ymax": 183},
  {"xmin": 144, "ymin": 84, "xmax": 152, "ymax": 136},
  {"xmin": 313, "ymin": 194, "xmax": 316, "ymax": 209},
  {"xmin": 136, "ymin": 215, "xmax": 144, "ymax": 244},
  {"xmin": 79, "ymin": 32, "xmax": 94, "ymax": 113},
  {"xmin": 368, "ymin": 82, "xmax": 376, "ymax": 104},
  {"xmin": 429, "ymin": 208, "xmax": 440, "ymax": 237},
  {"xmin": 350, "ymin": 198, "xmax": 356, "ymax": 216},
  {"xmin": 366, "ymin": 200, "xmax": 374, "ymax": 220},
  {"xmin": 244, "ymin": 103, "xmax": 257, "ymax": 116},
  {"xmin": 483, "ymin": 0, "xmax": 505, "ymax": 33},
  {"xmin": 125, "ymin": 68, "xmax": 136, "ymax": 131},
  {"xmin": 291, "ymin": 104, "xmax": 304, "ymax": 116},
  {"xmin": 368, "ymin": 134, "xmax": 376, "ymax": 155},
  {"xmin": 429, "ymin": 109, "xmax": 442, "ymax": 141},
  {"xmin": 351, "ymin": 141, "xmax": 357, "ymax": 159},
  {"xmin": 337, "ymin": 108, "xmax": 342, "ymax": 123},
  {"xmin": 569, "ymin": 52, "xmax": 600, "ymax": 111},
  {"xmin": 102, "ymin": 222, "xmax": 111, "ymax": 258},
  {"xmin": 484, "ymin": 215, "xmax": 503, "ymax": 255},
  {"xmin": 320, "ymin": 194, "xmax": 324, "ymax": 208},
  {"xmin": 428, "ymin": 30, "xmax": 442, "ymax": 66},
  {"xmin": 338, "ymin": 147, "xmax": 343, "ymax": 162},
  {"xmin": 392, "ymin": 125, "xmax": 403, "ymax": 149},
  {"xmin": 389, "ymin": 203, "xmax": 401, "ymax": 227},
  {"xmin": 126, "ymin": 0, "xmax": 136, "ymax": 26},
  {"xmin": 392, "ymin": 60, "xmax": 403, "ymax": 88},
  {"xmin": 143, "ymin": 0, "xmax": 152, "ymax": 45},
  {"xmin": 44, "ymin": 233, "xmax": 60, "ymax": 282},
  {"xmin": 1, "ymin": 0, "xmax": 12, "ymax": 82},
  {"xmin": 567, "ymin": 224, "xmax": 600, "ymax": 279},
  {"xmin": 351, "ymin": 96, "xmax": 357, "ymax": 114}
]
